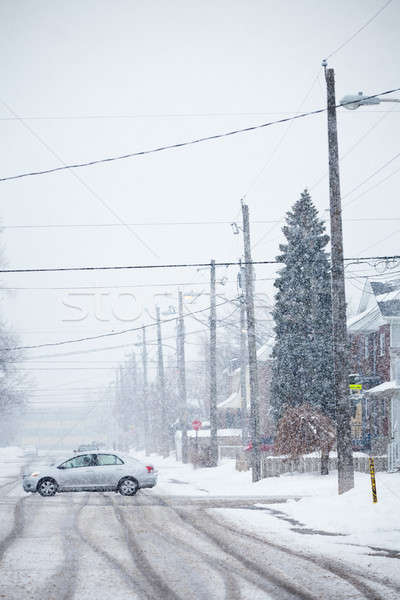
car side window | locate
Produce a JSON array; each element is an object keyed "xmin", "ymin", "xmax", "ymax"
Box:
[
  {"xmin": 60, "ymin": 454, "xmax": 95, "ymax": 469},
  {"xmin": 96, "ymin": 454, "xmax": 124, "ymax": 466}
]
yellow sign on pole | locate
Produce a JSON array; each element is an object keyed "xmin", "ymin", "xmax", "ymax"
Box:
[
  {"xmin": 349, "ymin": 384, "xmax": 362, "ymax": 390},
  {"xmin": 369, "ymin": 457, "xmax": 378, "ymax": 503}
]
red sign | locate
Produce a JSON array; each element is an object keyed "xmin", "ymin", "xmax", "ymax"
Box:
[{"xmin": 192, "ymin": 420, "xmax": 202, "ymax": 431}]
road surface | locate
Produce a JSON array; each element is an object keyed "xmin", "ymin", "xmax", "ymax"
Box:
[{"xmin": 0, "ymin": 463, "xmax": 399, "ymax": 599}]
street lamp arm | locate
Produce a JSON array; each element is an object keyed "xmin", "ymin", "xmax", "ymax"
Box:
[
  {"xmin": 341, "ymin": 91, "xmax": 400, "ymax": 110},
  {"xmin": 379, "ymin": 98, "xmax": 400, "ymax": 104}
]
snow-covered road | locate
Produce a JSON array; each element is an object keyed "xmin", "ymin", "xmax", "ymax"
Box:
[{"xmin": 0, "ymin": 455, "xmax": 399, "ymax": 600}]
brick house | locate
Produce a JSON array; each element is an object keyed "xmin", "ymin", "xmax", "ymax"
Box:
[{"xmin": 347, "ymin": 279, "xmax": 400, "ymax": 458}]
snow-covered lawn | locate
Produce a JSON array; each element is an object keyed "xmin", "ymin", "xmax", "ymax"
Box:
[
  {"xmin": 134, "ymin": 450, "xmax": 400, "ymax": 584},
  {"xmin": 0, "ymin": 446, "xmax": 25, "ymax": 481}
]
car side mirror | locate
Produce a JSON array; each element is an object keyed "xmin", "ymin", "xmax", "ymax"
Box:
[{"xmin": 57, "ymin": 465, "xmax": 65, "ymax": 470}]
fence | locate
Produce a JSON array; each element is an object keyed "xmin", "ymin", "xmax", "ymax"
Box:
[
  {"xmin": 388, "ymin": 440, "xmax": 400, "ymax": 472},
  {"xmin": 235, "ymin": 451, "xmax": 388, "ymax": 475},
  {"xmin": 218, "ymin": 445, "xmax": 241, "ymax": 461}
]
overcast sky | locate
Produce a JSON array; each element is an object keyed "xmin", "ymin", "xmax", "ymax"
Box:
[{"xmin": 1, "ymin": 0, "xmax": 399, "ymax": 423}]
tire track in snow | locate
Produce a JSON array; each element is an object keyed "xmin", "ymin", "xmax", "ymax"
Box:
[
  {"xmin": 0, "ymin": 496, "xmax": 26, "ymax": 562},
  {"xmin": 73, "ymin": 493, "xmax": 152, "ymax": 599},
  {"xmin": 120, "ymin": 492, "xmax": 242, "ymax": 600},
  {"xmin": 202, "ymin": 509, "xmax": 395, "ymax": 600},
  {"xmin": 153, "ymin": 495, "xmax": 315, "ymax": 600},
  {"xmin": 107, "ymin": 494, "xmax": 183, "ymax": 600}
]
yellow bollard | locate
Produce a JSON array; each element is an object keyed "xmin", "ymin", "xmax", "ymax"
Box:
[{"xmin": 369, "ymin": 457, "xmax": 378, "ymax": 503}]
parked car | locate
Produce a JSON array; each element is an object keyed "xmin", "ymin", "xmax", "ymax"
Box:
[
  {"xmin": 22, "ymin": 452, "xmax": 157, "ymax": 497},
  {"xmin": 245, "ymin": 438, "xmax": 274, "ymax": 453},
  {"xmin": 23, "ymin": 446, "xmax": 38, "ymax": 457},
  {"xmin": 73, "ymin": 443, "xmax": 99, "ymax": 453}
]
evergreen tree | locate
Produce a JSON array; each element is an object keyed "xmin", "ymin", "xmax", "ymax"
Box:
[{"xmin": 271, "ymin": 190, "xmax": 334, "ymax": 421}]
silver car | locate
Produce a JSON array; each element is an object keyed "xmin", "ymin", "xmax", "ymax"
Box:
[{"xmin": 22, "ymin": 452, "xmax": 157, "ymax": 497}]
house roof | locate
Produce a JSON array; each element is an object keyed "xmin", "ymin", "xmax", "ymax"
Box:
[
  {"xmin": 365, "ymin": 380, "xmax": 400, "ymax": 397},
  {"xmin": 257, "ymin": 337, "xmax": 274, "ymax": 361},
  {"xmin": 349, "ymin": 279, "xmax": 400, "ymax": 333},
  {"xmin": 347, "ymin": 305, "xmax": 385, "ymax": 332},
  {"xmin": 217, "ymin": 390, "xmax": 241, "ymax": 410}
]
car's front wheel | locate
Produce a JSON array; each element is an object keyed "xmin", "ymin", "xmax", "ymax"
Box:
[
  {"xmin": 37, "ymin": 477, "xmax": 58, "ymax": 497},
  {"xmin": 118, "ymin": 477, "xmax": 138, "ymax": 496}
]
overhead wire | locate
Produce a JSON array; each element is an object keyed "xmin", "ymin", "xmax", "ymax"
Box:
[
  {"xmin": 342, "ymin": 149, "xmax": 400, "ymax": 205},
  {"xmin": 0, "ymin": 99, "xmax": 159, "ymax": 258},
  {"xmin": 309, "ymin": 111, "xmax": 390, "ymax": 190},
  {"xmin": 0, "ymin": 297, "xmax": 240, "ymax": 352},
  {"xmin": 3, "ymin": 216, "xmax": 400, "ymax": 231},
  {"xmin": 326, "ymin": 0, "xmax": 394, "ymax": 59},
  {"xmin": 1, "ymin": 254, "xmax": 399, "ymax": 274},
  {"xmin": 1, "ymin": 88, "xmax": 399, "ymax": 184}
]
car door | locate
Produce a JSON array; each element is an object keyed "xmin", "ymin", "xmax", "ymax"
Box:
[
  {"xmin": 90, "ymin": 453, "xmax": 125, "ymax": 489},
  {"xmin": 57, "ymin": 454, "xmax": 97, "ymax": 490}
]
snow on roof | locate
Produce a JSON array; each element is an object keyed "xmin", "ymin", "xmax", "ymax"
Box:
[
  {"xmin": 365, "ymin": 380, "xmax": 400, "ymax": 395},
  {"xmin": 257, "ymin": 337, "xmax": 274, "ymax": 361},
  {"xmin": 375, "ymin": 288, "xmax": 400, "ymax": 302},
  {"xmin": 376, "ymin": 288, "xmax": 400, "ymax": 317},
  {"xmin": 371, "ymin": 279, "xmax": 400, "ymax": 297},
  {"xmin": 217, "ymin": 390, "xmax": 241, "ymax": 410},
  {"xmin": 347, "ymin": 305, "xmax": 385, "ymax": 332}
]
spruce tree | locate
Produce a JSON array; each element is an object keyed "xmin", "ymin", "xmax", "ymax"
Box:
[{"xmin": 271, "ymin": 189, "xmax": 334, "ymax": 421}]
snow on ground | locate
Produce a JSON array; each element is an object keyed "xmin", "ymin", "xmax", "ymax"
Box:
[{"xmin": 133, "ymin": 450, "xmax": 400, "ymax": 583}]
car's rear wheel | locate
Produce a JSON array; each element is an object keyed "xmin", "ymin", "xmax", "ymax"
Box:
[
  {"xmin": 118, "ymin": 477, "xmax": 138, "ymax": 496},
  {"xmin": 37, "ymin": 477, "xmax": 58, "ymax": 497}
]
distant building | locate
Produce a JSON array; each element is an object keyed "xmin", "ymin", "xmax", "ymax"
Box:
[{"xmin": 217, "ymin": 338, "xmax": 275, "ymax": 440}]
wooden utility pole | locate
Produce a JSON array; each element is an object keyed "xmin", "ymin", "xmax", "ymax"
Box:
[
  {"xmin": 239, "ymin": 259, "xmax": 248, "ymax": 443},
  {"xmin": 177, "ymin": 291, "xmax": 189, "ymax": 462},
  {"xmin": 209, "ymin": 259, "xmax": 218, "ymax": 466},
  {"xmin": 141, "ymin": 326, "xmax": 151, "ymax": 456},
  {"xmin": 324, "ymin": 63, "xmax": 354, "ymax": 494},
  {"xmin": 156, "ymin": 306, "xmax": 169, "ymax": 458},
  {"xmin": 241, "ymin": 202, "xmax": 261, "ymax": 482}
]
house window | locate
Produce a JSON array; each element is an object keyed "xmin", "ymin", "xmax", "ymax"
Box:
[
  {"xmin": 364, "ymin": 337, "xmax": 369, "ymax": 359},
  {"xmin": 379, "ymin": 332, "xmax": 385, "ymax": 357}
]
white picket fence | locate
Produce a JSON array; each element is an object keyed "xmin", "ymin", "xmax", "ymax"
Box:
[{"xmin": 236, "ymin": 451, "xmax": 388, "ymax": 475}]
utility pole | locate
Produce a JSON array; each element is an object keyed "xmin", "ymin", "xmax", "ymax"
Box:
[
  {"xmin": 209, "ymin": 259, "xmax": 218, "ymax": 466},
  {"xmin": 177, "ymin": 291, "xmax": 189, "ymax": 462},
  {"xmin": 131, "ymin": 353, "xmax": 137, "ymax": 452},
  {"xmin": 141, "ymin": 326, "xmax": 151, "ymax": 456},
  {"xmin": 238, "ymin": 259, "xmax": 248, "ymax": 443},
  {"xmin": 156, "ymin": 306, "xmax": 169, "ymax": 458},
  {"xmin": 323, "ymin": 62, "xmax": 354, "ymax": 495},
  {"xmin": 241, "ymin": 202, "xmax": 261, "ymax": 482}
]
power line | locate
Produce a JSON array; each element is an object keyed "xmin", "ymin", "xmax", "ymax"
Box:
[
  {"xmin": 0, "ymin": 99, "xmax": 159, "ymax": 259},
  {"xmin": 0, "ymin": 297, "xmax": 238, "ymax": 352},
  {"xmin": 1, "ymin": 88, "xmax": 399, "ymax": 184},
  {"xmin": 342, "ymin": 163, "xmax": 400, "ymax": 211},
  {"xmin": 1, "ymin": 255, "xmax": 399, "ymax": 274},
  {"xmin": 310, "ymin": 111, "xmax": 390, "ymax": 190},
  {"xmin": 326, "ymin": 0, "xmax": 393, "ymax": 59},
  {"xmin": 2, "ymin": 215, "xmax": 399, "ymax": 232},
  {"xmin": 342, "ymin": 150, "xmax": 400, "ymax": 203}
]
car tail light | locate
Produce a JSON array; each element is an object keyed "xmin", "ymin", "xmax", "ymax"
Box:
[{"xmin": 146, "ymin": 465, "xmax": 154, "ymax": 473}]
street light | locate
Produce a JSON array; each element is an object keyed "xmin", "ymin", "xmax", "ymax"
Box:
[{"xmin": 341, "ymin": 91, "xmax": 400, "ymax": 110}]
